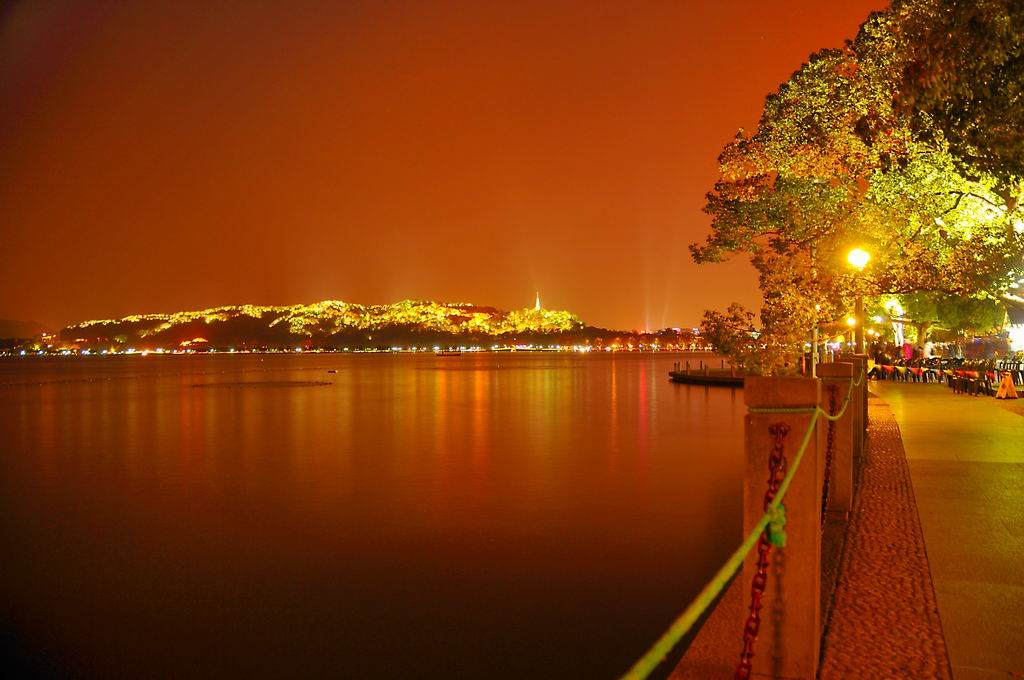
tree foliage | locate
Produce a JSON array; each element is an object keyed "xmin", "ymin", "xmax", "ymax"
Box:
[
  {"xmin": 701, "ymin": 304, "xmax": 804, "ymax": 375},
  {"xmin": 692, "ymin": 2, "xmax": 1024, "ymax": 372},
  {"xmin": 894, "ymin": 291, "xmax": 1007, "ymax": 344},
  {"xmin": 892, "ymin": 0, "xmax": 1024, "ymax": 189}
]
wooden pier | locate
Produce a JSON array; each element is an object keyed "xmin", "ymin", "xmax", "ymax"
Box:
[{"xmin": 668, "ymin": 360, "xmax": 744, "ymax": 387}]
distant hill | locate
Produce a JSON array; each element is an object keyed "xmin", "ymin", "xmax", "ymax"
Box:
[
  {"xmin": 60, "ymin": 299, "xmax": 597, "ymax": 349},
  {"xmin": 0, "ymin": 319, "xmax": 47, "ymax": 339}
]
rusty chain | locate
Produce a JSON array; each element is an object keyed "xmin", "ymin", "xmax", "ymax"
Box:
[
  {"xmin": 622, "ymin": 367, "xmax": 865, "ymax": 680},
  {"xmin": 820, "ymin": 384, "xmax": 838, "ymax": 530},
  {"xmin": 735, "ymin": 422, "xmax": 789, "ymax": 680}
]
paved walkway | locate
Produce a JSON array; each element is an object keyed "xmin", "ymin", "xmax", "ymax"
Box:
[
  {"xmin": 819, "ymin": 396, "xmax": 950, "ymax": 679},
  {"xmin": 871, "ymin": 382, "xmax": 1024, "ymax": 680}
]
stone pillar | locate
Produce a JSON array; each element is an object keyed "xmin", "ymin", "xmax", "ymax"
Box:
[
  {"xmin": 839, "ymin": 354, "xmax": 867, "ymax": 461},
  {"xmin": 816, "ymin": 362, "xmax": 854, "ymax": 519},
  {"xmin": 744, "ymin": 377, "xmax": 821, "ymax": 679}
]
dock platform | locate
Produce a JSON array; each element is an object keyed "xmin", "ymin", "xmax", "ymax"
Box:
[{"xmin": 668, "ymin": 361, "xmax": 743, "ymax": 387}]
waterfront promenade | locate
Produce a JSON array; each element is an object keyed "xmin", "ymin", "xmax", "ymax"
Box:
[
  {"xmin": 872, "ymin": 382, "xmax": 1024, "ymax": 679},
  {"xmin": 672, "ymin": 379, "xmax": 1024, "ymax": 679}
]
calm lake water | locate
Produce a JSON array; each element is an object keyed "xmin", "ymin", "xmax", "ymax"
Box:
[{"xmin": 0, "ymin": 352, "xmax": 744, "ymax": 679}]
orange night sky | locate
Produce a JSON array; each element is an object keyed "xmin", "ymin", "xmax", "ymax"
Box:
[{"xmin": 0, "ymin": 1, "xmax": 888, "ymax": 331}]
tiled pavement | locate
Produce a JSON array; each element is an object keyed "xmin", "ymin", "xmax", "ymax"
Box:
[
  {"xmin": 818, "ymin": 397, "xmax": 950, "ymax": 679},
  {"xmin": 871, "ymin": 381, "xmax": 1024, "ymax": 680}
]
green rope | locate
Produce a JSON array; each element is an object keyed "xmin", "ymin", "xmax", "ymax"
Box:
[
  {"xmin": 619, "ymin": 513, "xmax": 773, "ymax": 679},
  {"xmin": 749, "ymin": 367, "xmax": 862, "ymax": 423},
  {"xmin": 766, "ymin": 409, "xmax": 820, "ymax": 516},
  {"xmin": 620, "ymin": 409, "xmax": 821, "ymax": 680},
  {"xmin": 825, "ymin": 366, "xmax": 862, "ymax": 421},
  {"xmin": 620, "ymin": 366, "xmax": 864, "ymax": 679}
]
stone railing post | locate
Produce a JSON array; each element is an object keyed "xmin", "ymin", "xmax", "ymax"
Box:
[
  {"xmin": 816, "ymin": 362, "xmax": 854, "ymax": 519},
  {"xmin": 838, "ymin": 353, "xmax": 867, "ymax": 460},
  {"xmin": 744, "ymin": 376, "xmax": 821, "ymax": 679}
]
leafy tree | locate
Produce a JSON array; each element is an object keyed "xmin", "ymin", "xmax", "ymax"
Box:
[
  {"xmin": 893, "ymin": 292, "xmax": 1006, "ymax": 345},
  {"xmin": 891, "ymin": 292, "xmax": 938, "ymax": 345},
  {"xmin": 931, "ymin": 294, "xmax": 1006, "ymax": 337},
  {"xmin": 700, "ymin": 304, "xmax": 802, "ymax": 375},
  {"xmin": 691, "ymin": 7, "xmax": 1024, "ymax": 372},
  {"xmin": 892, "ymin": 0, "xmax": 1024, "ymax": 190}
]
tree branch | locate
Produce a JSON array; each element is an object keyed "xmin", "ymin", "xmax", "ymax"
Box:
[{"xmin": 941, "ymin": 191, "xmax": 965, "ymax": 215}]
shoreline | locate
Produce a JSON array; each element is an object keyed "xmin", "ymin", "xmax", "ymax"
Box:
[{"xmin": 0, "ymin": 348, "xmax": 719, "ymax": 359}]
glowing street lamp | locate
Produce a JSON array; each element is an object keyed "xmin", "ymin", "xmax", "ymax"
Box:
[
  {"xmin": 847, "ymin": 248, "xmax": 871, "ymax": 270},
  {"xmin": 846, "ymin": 248, "xmax": 871, "ymax": 354}
]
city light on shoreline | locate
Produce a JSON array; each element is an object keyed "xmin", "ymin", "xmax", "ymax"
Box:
[{"xmin": 1, "ymin": 342, "xmax": 713, "ymax": 359}]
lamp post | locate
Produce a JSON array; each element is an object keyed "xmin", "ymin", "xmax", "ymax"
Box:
[{"xmin": 846, "ymin": 248, "xmax": 871, "ymax": 354}]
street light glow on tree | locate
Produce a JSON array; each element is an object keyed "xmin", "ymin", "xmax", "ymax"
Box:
[{"xmin": 847, "ymin": 248, "xmax": 871, "ymax": 271}]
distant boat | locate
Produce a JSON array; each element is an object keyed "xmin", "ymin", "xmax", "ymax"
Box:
[{"xmin": 435, "ymin": 350, "xmax": 461, "ymax": 357}]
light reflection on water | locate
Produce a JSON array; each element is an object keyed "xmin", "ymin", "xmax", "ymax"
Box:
[{"xmin": 0, "ymin": 353, "xmax": 744, "ymax": 679}]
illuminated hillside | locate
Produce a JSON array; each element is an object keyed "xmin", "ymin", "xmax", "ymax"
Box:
[{"xmin": 61, "ymin": 299, "xmax": 586, "ymax": 348}]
